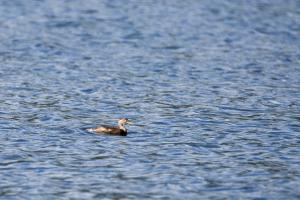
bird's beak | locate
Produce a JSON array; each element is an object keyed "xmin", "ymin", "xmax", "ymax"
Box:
[{"xmin": 127, "ymin": 121, "xmax": 133, "ymax": 125}]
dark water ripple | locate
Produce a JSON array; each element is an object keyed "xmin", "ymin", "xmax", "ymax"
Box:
[{"xmin": 1, "ymin": 0, "xmax": 300, "ymax": 199}]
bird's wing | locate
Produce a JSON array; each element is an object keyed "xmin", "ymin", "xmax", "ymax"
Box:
[{"xmin": 91, "ymin": 126, "xmax": 118, "ymax": 133}]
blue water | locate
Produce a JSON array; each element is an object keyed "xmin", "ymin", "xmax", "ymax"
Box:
[{"xmin": 1, "ymin": 0, "xmax": 300, "ymax": 199}]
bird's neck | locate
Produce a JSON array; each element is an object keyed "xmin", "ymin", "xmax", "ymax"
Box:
[{"xmin": 119, "ymin": 123, "xmax": 127, "ymax": 131}]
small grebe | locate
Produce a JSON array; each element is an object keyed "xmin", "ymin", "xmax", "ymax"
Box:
[{"xmin": 87, "ymin": 118, "xmax": 131, "ymax": 136}]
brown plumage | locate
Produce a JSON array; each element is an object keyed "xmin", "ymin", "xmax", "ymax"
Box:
[{"xmin": 87, "ymin": 118, "xmax": 131, "ymax": 136}]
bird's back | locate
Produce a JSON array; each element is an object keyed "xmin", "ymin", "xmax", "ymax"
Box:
[{"xmin": 88, "ymin": 125, "xmax": 127, "ymax": 136}]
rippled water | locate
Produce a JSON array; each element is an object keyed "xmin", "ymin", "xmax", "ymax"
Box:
[{"xmin": 1, "ymin": 0, "xmax": 300, "ymax": 199}]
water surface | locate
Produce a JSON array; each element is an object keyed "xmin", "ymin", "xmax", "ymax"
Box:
[{"xmin": 0, "ymin": 0, "xmax": 300, "ymax": 199}]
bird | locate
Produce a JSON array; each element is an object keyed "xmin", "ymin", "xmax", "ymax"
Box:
[{"xmin": 87, "ymin": 118, "xmax": 131, "ymax": 136}]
